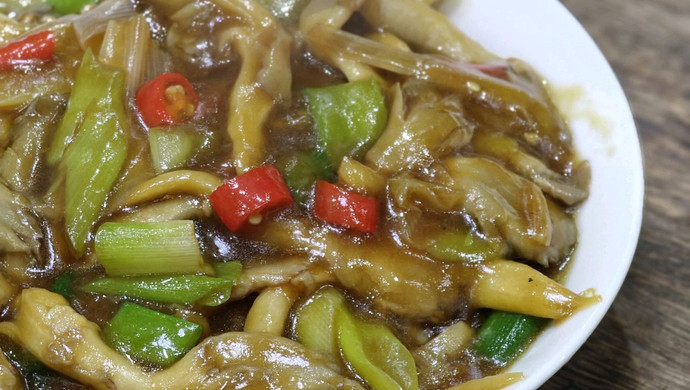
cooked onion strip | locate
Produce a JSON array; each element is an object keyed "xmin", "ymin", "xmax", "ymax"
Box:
[
  {"xmin": 37, "ymin": 0, "xmax": 138, "ymax": 47},
  {"xmin": 121, "ymin": 170, "xmax": 222, "ymax": 208},
  {"xmin": 114, "ymin": 196, "xmax": 213, "ymax": 223},
  {"xmin": 225, "ymin": 35, "xmax": 279, "ymax": 173},
  {"xmin": 0, "ymin": 288, "xmax": 365, "ymax": 390},
  {"xmin": 299, "ymin": 0, "xmax": 381, "ymax": 82},
  {"xmin": 98, "ymin": 14, "xmax": 158, "ymax": 99},
  {"xmin": 414, "ymin": 321, "xmax": 474, "ymax": 363},
  {"xmin": 472, "ymin": 259, "xmax": 600, "ymax": 320},
  {"xmin": 445, "ymin": 372, "xmax": 525, "ymax": 390},
  {"xmin": 306, "ymin": 25, "xmax": 520, "ymax": 96},
  {"xmin": 210, "ymin": 0, "xmax": 292, "ymax": 172},
  {"xmin": 244, "ymin": 285, "xmax": 299, "ymax": 335},
  {"xmin": 337, "ymin": 157, "xmax": 386, "ymax": 198},
  {"xmin": 232, "ymin": 256, "xmax": 312, "ymax": 299},
  {"xmin": 0, "ymin": 15, "xmax": 27, "ymax": 43},
  {"xmin": 360, "ymin": 0, "xmax": 497, "ymax": 62}
]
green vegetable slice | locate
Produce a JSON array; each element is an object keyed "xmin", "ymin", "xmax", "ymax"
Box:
[
  {"xmin": 50, "ymin": 270, "xmax": 74, "ymax": 300},
  {"xmin": 426, "ymin": 228, "xmax": 501, "ymax": 263},
  {"xmin": 94, "ymin": 221, "xmax": 213, "ymax": 276},
  {"xmin": 212, "ymin": 261, "xmax": 243, "ymax": 281},
  {"xmin": 48, "ymin": 0, "xmax": 97, "ymax": 15},
  {"xmin": 82, "ymin": 274, "xmax": 238, "ymax": 306},
  {"xmin": 48, "ymin": 48, "xmax": 118, "ymax": 166},
  {"xmin": 148, "ymin": 125, "xmax": 215, "ymax": 174},
  {"xmin": 294, "ymin": 286, "xmax": 346, "ymax": 357},
  {"xmin": 305, "ymin": 78, "xmax": 388, "ymax": 167},
  {"xmin": 60, "ymin": 50, "xmax": 129, "ymax": 256},
  {"xmin": 104, "ymin": 302, "xmax": 202, "ymax": 366},
  {"xmin": 336, "ymin": 308, "xmax": 418, "ymax": 390},
  {"xmin": 474, "ymin": 311, "xmax": 546, "ymax": 364}
]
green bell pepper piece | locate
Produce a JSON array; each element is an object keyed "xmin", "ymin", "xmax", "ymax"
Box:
[
  {"xmin": 305, "ymin": 78, "xmax": 388, "ymax": 167},
  {"xmin": 474, "ymin": 311, "xmax": 546, "ymax": 365},
  {"xmin": 104, "ymin": 302, "xmax": 202, "ymax": 366},
  {"xmin": 277, "ymin": 149, "xmax": 334, "ymax": 204},
  {"xmin": 50, "ymin": 270, "xmax": 74, "ymax": 300},
  {"xmin": 48, "ymin": 0, "xmax": 97, "ymax": 15}
]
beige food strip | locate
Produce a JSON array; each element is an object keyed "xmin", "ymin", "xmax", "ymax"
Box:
[
  {"xmin": 360, "ymin": 0, "xmax": 497, "ymax": 62},
  {"xmin": 472, "ymin": 259, "xmax": 601, "ymax": 319},
  {"xmin": 214, "ymin": 0, "xmax": 292, "ymax": 173},
  {"xmin": 244, "ymin": 285, "xmax": 299, "ymax": 335},
  {"xmin": 122, "ymin": 170, "xmax": 222, "ymax": 207},
  {"xmin": 445, "ymin": 372, "xmax": 525, "ymax": 390},
  {"xmin": 337, "ymin": 157, "xmax": 387, "ymax": 198}
]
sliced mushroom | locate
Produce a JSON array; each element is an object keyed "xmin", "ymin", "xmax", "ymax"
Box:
[
  {"xmin": 389, "ymin": 157, "xmax": 553, "ymax": 265},
  {"xmin": 366, "ymin": 81, "xmax": 474, "ymax": 174},
  {"xmin": 360, "ymin": 0, "xmax": 497, "ymax": 62},
  {"xmin": 470, "ymin": 130, "xmax": 589, "ymax": 206}
]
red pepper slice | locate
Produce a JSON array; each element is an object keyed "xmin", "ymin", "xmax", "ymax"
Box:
[
  {"xmin": 471, "ymin": 63, "xmax": 509, "ymax": 79},
  {"xmin": 313, "ymin": 181, "xmax": 379, "ymax": 234},
  {"xmin": 210, "ymin": 166, "xmax": 293, "ymax": 232},
  {"xmin": 135, "ymin": 73, "xmax": 200, "ymax": 128},
  {"xmin": 0, "ymin": 30, "xmax": 56, "ymax": 70}
]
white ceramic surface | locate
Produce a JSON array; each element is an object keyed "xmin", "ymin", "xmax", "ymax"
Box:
[{"xmin": 438, "ymin": 0, "xmax": 644, "ymax": 388}]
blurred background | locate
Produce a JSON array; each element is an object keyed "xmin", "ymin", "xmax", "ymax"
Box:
[{"xmin": 544, "ymin": 1, "xmax": 690, "ymax": 389}]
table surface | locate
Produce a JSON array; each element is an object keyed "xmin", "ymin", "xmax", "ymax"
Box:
[{"xmin": 542, "ymin": 1, "xmax": 690, "ymax": 389}]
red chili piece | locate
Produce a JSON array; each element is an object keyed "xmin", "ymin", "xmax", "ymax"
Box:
[
  {"xmin": 135, "ymin": 73, "xmax": 200, "ymax": 128},
  {"xmin": 210, "ymin": 166, "xmax": 293, "ymax": 232},
  {"xmin": 0, "ymin": 30, "xmax": 56, "ymax": 70},
  {"xmin": 471, "ymin": 63, "xmax": 509, "ymax": 79},
  {"xmin": 313, "ymin": 181, "xmax": 379, "ymax": 234}
]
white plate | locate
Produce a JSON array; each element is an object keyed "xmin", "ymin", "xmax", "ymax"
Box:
[{"xmin": 438, "ymin": 0, "xmax": 644, "ymax": 388}]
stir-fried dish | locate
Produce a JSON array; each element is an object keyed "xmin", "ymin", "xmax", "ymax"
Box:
[{"xmin": 0, "ymin": 0, "xmax": 599, "ymax": 389}]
